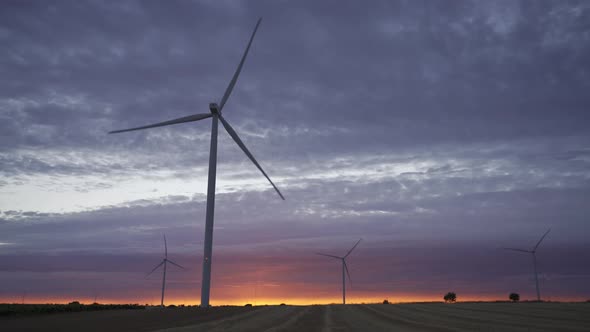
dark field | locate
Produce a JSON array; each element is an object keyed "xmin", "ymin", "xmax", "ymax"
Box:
[{"xmin": 2, "ymin": 303, "xmax": 590, "ymax": 331}]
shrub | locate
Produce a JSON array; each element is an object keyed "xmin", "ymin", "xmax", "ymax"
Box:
[
  {"xmin": 383, "ymin": 300, "xmax": 389, "ymax": 304},
  {"xmin": 443, "ymin": 292, "xmax": 457, "ymax": 303},
  {"xmin": 509, "ymin": 293, "xmax": 520, "ymax": 302},
  {"xmin": 244, "ymin": 303, "xmax": 252, "ymax": 307},
  {"xmin": 279, "ymin": 303, "xmax": 286, "ymax": 306}
]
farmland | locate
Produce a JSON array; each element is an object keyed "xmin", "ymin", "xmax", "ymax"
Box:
[{"xmin": 2, "ymin": 302, "xmax": 589, "ymax": 331}]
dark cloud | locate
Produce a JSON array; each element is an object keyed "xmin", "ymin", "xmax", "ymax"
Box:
[{"xmin": 2, "ymin": 1, "xmax": 589, "ymax": 151}]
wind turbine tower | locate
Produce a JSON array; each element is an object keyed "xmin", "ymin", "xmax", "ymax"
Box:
[
  {"xmin": 504, "ymin": 228, "xmax": 551, "ymax": 302},
  {"xmin": 146, "ymin": 235, "xmax": 185, "ymax": 306},
  {"xmin": 109, "ymin": 18, "xmax": 284, "ymax": 307},
  {"xmin": 316, "ymin": 239, "xmax": 362, "ymax": 304}
]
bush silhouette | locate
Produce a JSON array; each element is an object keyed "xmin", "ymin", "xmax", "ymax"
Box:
[
  {"xmin": 244, "ymin": 303, "xmax": 252, "ymax": 307},
  {"xmin": 509, "ymin": 293, "xmax": 520, "ymax": 302},
  {"xmin": 383, "ymin": 300, "xmax": 389, "ymax": 304},
  {"xmin": 443, "ymin": 292, "xmax": 456, "ymax": 303}
]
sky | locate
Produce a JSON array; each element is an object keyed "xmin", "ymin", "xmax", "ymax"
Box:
[{"xmin": 1, "ymin": 0, "xmax": 590, "ymax": 305}]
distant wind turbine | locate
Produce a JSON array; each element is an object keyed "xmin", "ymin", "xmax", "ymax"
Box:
[
  {"xmin": 146, "ymin": 235, "xmax": 185, "ymax": 307},
  {"xmin": 504, "ymin": 228, "xmax": 551, "ymax": 302},
  {"xmin": 316, "ymin": 239, "xmax": 362, "ymax": 304},
  {"xmin": 109, "ymin": 18, "xmax": 284, "ymax": 307}
]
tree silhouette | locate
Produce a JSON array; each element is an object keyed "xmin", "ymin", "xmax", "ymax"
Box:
[
  {"xmin": 509, "ymin": 293, "xmax": 520, "ymax": 302},
  {"xmin": 443, "ymin": 292, "xmax": 457, "ymax": 303}
]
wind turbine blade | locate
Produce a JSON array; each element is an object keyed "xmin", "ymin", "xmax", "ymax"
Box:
[
  {"xmin": 344, "ymin": 238, "xmax": 362, "ymax": 258},
  {"xmin": 503, "ymin": 248, "xmax": 532, "ymax": 253},
  {"xmin": 533, "ymin": 228, "xmax": 551, "ymax": 251},
  {"xmin": 343, "ymin": 260, "xmax": 352, "ymax": 286},
  {"xmin": 219, "ymin": 17, "xmax": 262, "ymax": 111},
  {"xmin": 146, "ymin": 260, "xmax": 165, "ymax": 277},
  {"xmin": 315, "ymin": 253, "xmax": 341, "ymax": 259},
  {"xmin": 164, "ymin": 234, "xmax": 167, "ymax": 258},
  {"xmin": 218, "ymin": 114, "xmax": 285, "ymax": 200},
  {"xmin": 109, "ymin": 113, "xmax": 212, "ymax": 134},
  {"xmin": 166, "ymin": 259, "xmax": 186, "ymax": 270}
]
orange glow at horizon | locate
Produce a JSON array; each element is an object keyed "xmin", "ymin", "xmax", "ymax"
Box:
[
  {"xmin": 3, "ymin": 250, "xmax": 588, "ymax": 306},
  {"xmin": 2, "ymin": 292, "xmax": 586, "ymax": 306}
]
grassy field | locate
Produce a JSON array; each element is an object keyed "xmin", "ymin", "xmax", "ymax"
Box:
[{"xmin": 2, "ymin": 302, "xmax": 589, "ymax": 331}]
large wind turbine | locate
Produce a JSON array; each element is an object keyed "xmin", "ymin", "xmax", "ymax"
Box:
[
  {"xmin": 109, "ymin": 18, "xmax": 284, "ymax": 307},
  {"xmin": 316, "ymin": 239, "xmax": 361, "ymax": 304},
  {"xmin": 504, "ymin": 228, "xmax": 551, "ymax": 302},
  {"xmin": 146, "ymin": 235, "xmax": 185, "ymax": 307}
]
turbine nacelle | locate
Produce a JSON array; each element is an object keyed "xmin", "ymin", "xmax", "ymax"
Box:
[{"xmin": 209, "ymin": 103, "xmax": 220, "ymax": 114}]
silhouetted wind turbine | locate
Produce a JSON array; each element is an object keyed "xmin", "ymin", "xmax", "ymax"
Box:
[
  {"xmin": 109, "ymin": 18, "xmax": 284, "ymax": 307},
  {"xmin": 504, "ymin": 228, "xmax": 551, "ymax": 302},
  {"xmin": 146, "ymin": 235, "xmax": 185, "ymax": 307},
  {"xmin": 316, "ymin": 239, "xmax": 361, "ymax": 304}
]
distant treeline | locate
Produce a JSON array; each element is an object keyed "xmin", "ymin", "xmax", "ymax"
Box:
[{"xmin": 0, "ymin": 302, "xmax": 145, "ymax": 317}]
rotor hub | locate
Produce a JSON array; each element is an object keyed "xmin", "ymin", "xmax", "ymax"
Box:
[{"xmin": 209, "ymin": 103, "xmax": 220, "ymax": 114}]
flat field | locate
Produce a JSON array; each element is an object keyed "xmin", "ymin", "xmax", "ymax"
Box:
[{"xmin": 2, "ymin": 302, "xmax": 589, "ymax": 331}]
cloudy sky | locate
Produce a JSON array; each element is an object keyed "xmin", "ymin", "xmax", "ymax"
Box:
[{"xmin": 1, "ymin": 0, "xmax": 589, "ymax": 305}]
